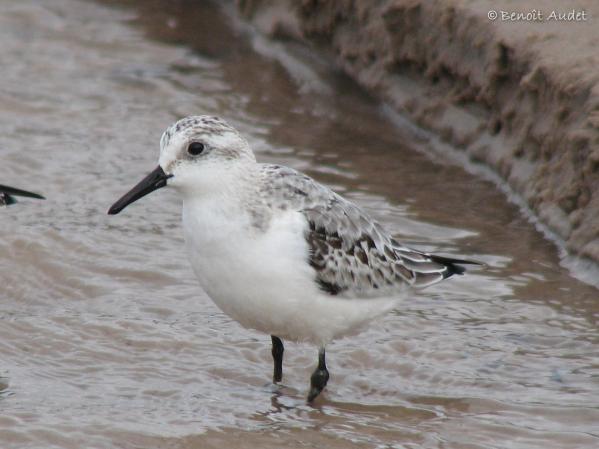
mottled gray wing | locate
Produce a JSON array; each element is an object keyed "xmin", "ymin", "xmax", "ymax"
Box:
[{"xmin": 260, "ymin": 164, "xmax": 477, "ymax": 297}]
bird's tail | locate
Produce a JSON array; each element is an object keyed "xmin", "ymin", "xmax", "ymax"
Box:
[{"xmin": 428, "ymin": 254, "xmax": 484, "ymax": 278}]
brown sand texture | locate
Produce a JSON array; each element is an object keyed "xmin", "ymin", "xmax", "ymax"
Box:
[{"xmin": 238, "ymin": 0, "xmax": 599, "ymax": 263}]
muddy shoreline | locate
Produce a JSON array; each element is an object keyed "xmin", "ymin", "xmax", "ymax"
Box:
[{"xmin": 237, "ymin": 0, "xmax": 599, "ymax": 264}]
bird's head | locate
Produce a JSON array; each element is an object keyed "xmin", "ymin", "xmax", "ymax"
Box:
[{"xmin": 108, "ymin": 115, "xmax": 255, "ymax": 215}]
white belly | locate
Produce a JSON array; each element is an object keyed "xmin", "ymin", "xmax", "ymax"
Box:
[{"xmin": 182, "ymin": 199, "xmax": 400, "ymax": 345}]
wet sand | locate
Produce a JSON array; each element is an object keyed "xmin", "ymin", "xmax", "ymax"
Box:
[
  {"xmin": 0, "ymin": 1, "xmax": 598, "ymax": 448},
  {"xmin": 238, "ymin": 0, "xmax": 599, "ymax": 268}
]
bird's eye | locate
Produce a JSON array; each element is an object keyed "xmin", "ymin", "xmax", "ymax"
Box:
[{"xmin": 187, "ymin": 142, "xmax": 205, "ymax": 156}]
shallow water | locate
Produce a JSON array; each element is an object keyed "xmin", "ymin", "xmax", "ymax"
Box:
[{"xmin": 0, "ymin": 1, "xmax": 598, "ymax": 448}]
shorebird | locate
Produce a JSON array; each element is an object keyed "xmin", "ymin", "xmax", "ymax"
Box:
[
  {"xmin": 0, "ymin": 184, "xmax": 44, "ymax": 206},
  {"xmin": 108, "ymin": 115, "xmax": 479, "ymax": 402}
]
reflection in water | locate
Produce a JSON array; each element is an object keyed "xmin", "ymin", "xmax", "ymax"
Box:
[{"xmin": 0, "ymin": 0, "xmax": 598, "ymax": 448}]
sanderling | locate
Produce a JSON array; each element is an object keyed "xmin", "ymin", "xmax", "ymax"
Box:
[
  {"xmin": 0, "ymin": 184, "xmax": 44, "ymax": 206},
  {"xmin": 108, "ymin": 115, "xmax": 480, "ymax": 402}
]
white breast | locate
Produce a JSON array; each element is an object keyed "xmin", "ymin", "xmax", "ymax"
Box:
[
  {"xmin": 182, "ymin": 197, "xmax": 315, "ymax": 332},
  {"xmin": 181, "ymin": 197, "xmax": 402, "ymax": 345}
]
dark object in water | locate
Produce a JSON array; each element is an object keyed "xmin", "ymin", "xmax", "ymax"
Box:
[{"xmin": 0, "ymin": 184, "xmax": 45, "ymax": 206}]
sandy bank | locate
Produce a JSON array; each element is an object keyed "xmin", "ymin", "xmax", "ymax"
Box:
[{"xmin": 237, "ymin": 0, "xmax": 599, "ymax": 263}]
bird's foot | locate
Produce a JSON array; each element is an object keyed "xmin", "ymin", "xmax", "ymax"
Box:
[{"xmin": 307, "ymin": 367, "xmax": 329, "ymax": 402}]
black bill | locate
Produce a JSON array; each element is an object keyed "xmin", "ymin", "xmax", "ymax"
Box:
[
  {"xmin": 107, "ymin": 165, "xmax": 172, "ymax": 215},
  {"xmin": 0, "ymin": 184, "xmax": 45, "ymax": 200}
]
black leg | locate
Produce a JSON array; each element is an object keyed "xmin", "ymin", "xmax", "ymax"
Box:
[
  {"xmin": 307, "ymin": 347, "xmax": 329, "ymax": 402},
  {"xmin": 271, "ymin": 335, "xmax": 284, "ymax": 383}
]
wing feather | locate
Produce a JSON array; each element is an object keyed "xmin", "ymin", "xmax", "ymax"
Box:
[{"xmin": 260, "ymin": 164, "xmax": 479, "ymax": 297}]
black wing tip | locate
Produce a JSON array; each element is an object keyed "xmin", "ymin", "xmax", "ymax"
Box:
[{"xmin": 429, "ymin": 255, "xmax": 485, "ymax": 278}]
